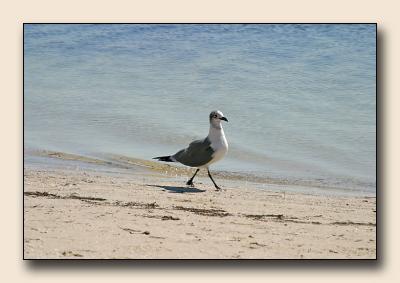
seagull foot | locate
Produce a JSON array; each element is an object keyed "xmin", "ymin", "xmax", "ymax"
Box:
[
  {"xmin": 186, "ymin": 180, "xmax": 194, "ymax": 187},
  {"xmin": 214, "ymin": 186, "xmax": 222, "ymax": 191}
]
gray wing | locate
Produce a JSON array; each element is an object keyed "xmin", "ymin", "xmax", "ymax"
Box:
[{"xmin": 173, "ymin": 137, "xmax": 214, "ymax": 167}]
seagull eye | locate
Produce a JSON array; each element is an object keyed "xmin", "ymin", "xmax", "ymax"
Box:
[{"xmin": 214, "ymin": 115, "xmax": 218, "ymax": 118}]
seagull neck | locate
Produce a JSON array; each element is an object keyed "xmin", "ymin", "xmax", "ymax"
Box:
[{"xmin": 208, "ymin": 123, "xmax": 224, "ymax": 138}]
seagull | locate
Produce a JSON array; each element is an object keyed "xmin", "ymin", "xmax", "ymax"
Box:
[{"xmin": 153, "ymin": 110, "xmax": 229, "ymax": 191}]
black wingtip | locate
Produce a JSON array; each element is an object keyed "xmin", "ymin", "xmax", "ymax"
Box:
[{"xmin": 153, "ymin": 156, "xmax": 174, "ymax": 162}]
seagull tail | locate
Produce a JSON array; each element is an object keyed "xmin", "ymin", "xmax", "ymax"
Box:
[{"xmin": 153, "ymin": 155, "xmax": 175, "ymax": 162}]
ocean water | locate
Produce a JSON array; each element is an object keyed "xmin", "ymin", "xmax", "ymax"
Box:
[{"xmin": 24, "ymin": 24, "xmax": 376, "ymax": 194}]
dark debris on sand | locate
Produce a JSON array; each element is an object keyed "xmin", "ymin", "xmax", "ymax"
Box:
[
  {"xmin": 24, "ymin": 191, "xmax": 106, "ymax": 201},
  {"xmin": 174, "ymin": 206, "xmax": 231, "ymax": 217}
]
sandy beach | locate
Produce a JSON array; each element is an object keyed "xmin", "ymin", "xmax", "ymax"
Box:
[{"xmin": 23, "ymin": 153, "xmax": 376, "ymax": 259}]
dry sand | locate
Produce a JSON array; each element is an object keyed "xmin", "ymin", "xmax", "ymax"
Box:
[{"xmin": 23, "ymin": 161, "xmax": 376, "ymax": 259}]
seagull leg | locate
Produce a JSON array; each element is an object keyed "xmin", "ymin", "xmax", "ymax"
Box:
[
  {"xmin": 207, "ymin": 169, "xmax": 222, "ymax": 191},
  {"xmin": 186, "ymin": 168, "xmax": 200, "ymax": 187}
]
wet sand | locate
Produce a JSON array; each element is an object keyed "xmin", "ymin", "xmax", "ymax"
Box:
[{"xmin": 23, "ymin": 155, "xmax": 376, "ymax": 259}]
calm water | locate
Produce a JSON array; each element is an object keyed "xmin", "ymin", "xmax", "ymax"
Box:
[{"xmin": 24, "ymin": 24, "xmax": 376, "ymax": 194}]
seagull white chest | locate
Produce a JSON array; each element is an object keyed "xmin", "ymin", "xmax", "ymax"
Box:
[{"xmin": 207, "ymin": 127, "xmax": 228, "ymax": 166}]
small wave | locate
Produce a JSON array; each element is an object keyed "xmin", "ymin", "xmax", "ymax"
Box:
[{"xmin": 25, "ymin": 149, "xmax": 375, "ymax": 196}]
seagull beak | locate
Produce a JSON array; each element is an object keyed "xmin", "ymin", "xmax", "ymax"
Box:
[{"xmin": 220, "ymin": 117, "xmax": 228, "ymax": 122}]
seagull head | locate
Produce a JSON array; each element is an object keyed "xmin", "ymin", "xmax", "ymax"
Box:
[{"xmin": 209, "ymin": 110, "xmax": 228, "ymax": 127}]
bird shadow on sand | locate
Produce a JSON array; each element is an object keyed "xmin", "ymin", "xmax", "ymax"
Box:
[{"xmin": 146, "ymin": 184, "xmax": 206, "ymax": 193}]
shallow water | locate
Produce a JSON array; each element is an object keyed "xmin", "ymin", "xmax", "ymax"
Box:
[{"xmin": 24, "ymin": 24, "xmax": 376, "ymax": 194}]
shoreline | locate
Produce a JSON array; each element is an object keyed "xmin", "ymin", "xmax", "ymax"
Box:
[
  {"xmin": 24, "ymin": 149, "xmax": 376, "ymax": 198},
  {"xmin": 24, "ymin": 154, "xmax": 376, "ymax": 259}
]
